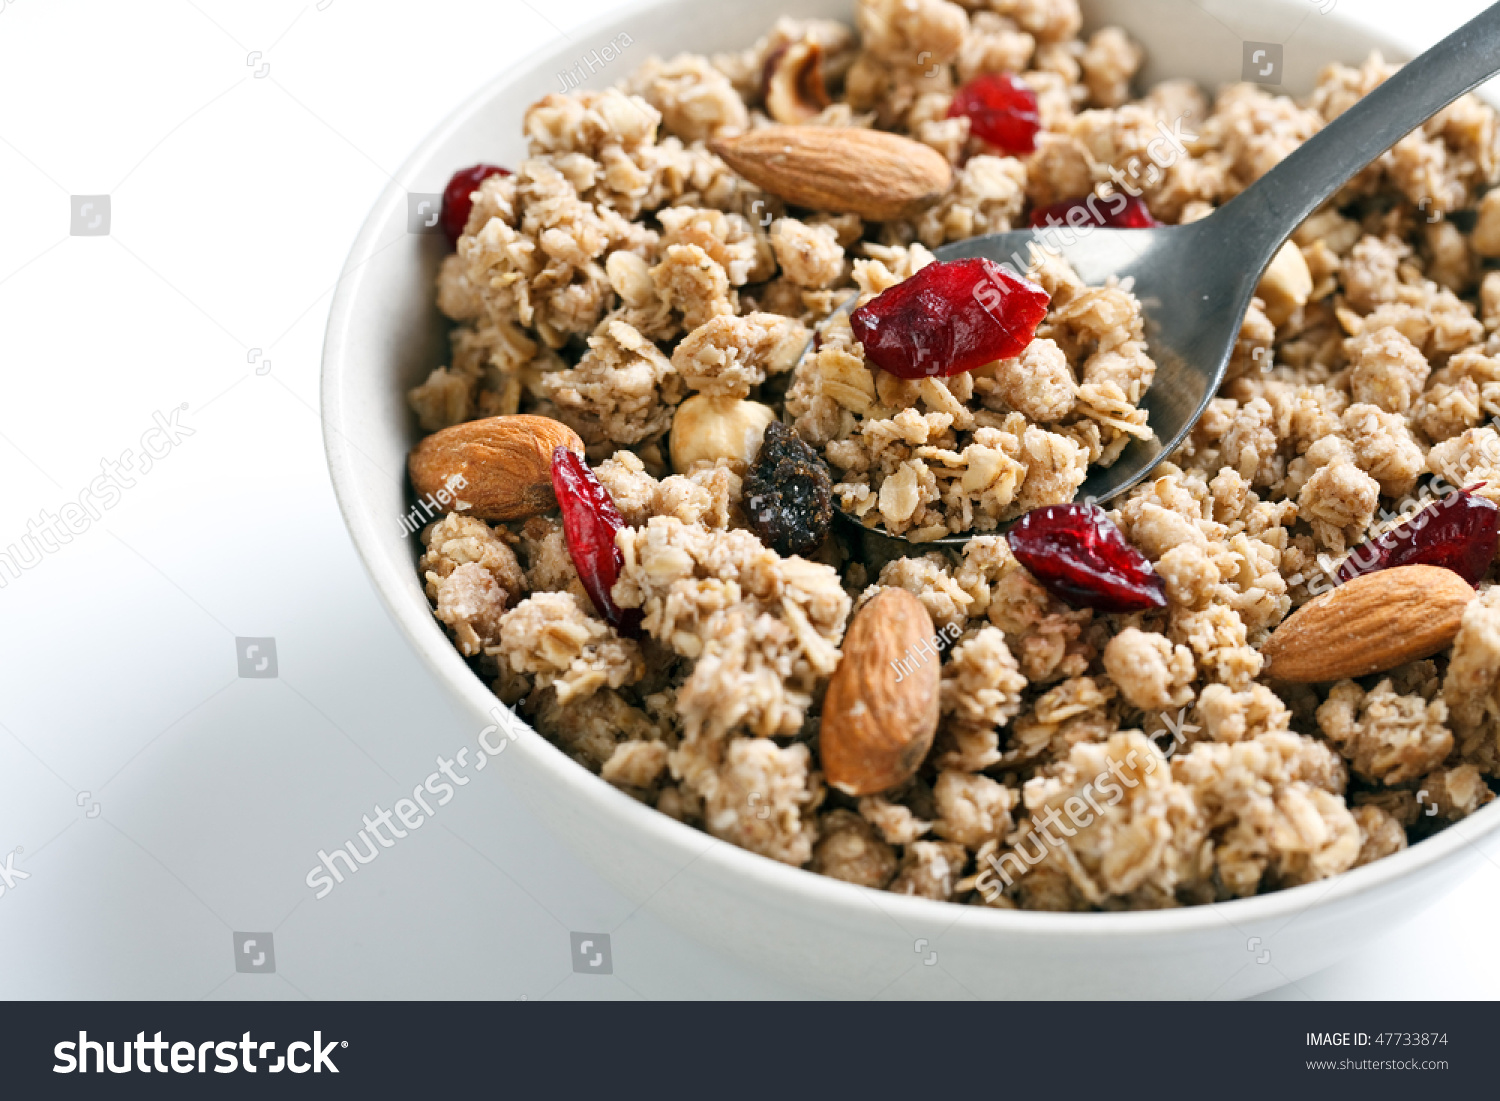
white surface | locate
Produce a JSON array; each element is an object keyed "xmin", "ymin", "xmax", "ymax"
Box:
[{"xmin": 0, "ymin": 0, "xmax": 1496, "ymax": 1001}]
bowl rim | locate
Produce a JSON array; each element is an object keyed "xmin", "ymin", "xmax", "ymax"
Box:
[{"xmin": 322, "ymin": 0, "xmax": 1500, "ymax": 944}]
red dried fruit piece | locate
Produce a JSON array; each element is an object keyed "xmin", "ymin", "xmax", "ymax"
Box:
[
  {"xmin": 1336, "ymin": 486, "xmax": 1500, "ymax": 586},
  {"xmin": 850, "ymin": 257, "xmax": 1049, "ymax": 379},
  {"xmin": 441, "ymin": 163, "xmax": 510, "ymax": 245},
  {"xmin": 946, "ymin": 73, "xmax": 1041, "ymax": 155},
  {"xmin": 1008, "ymin": 503, "xmax": 1166, "ymax": 613},
  {"xmin": 550, "ymin": 446, "xmax": 642, "ymax": 636},
  {"xmin": 1029, "ymin": 193, "xmax": 1160, "ymax": 230}
]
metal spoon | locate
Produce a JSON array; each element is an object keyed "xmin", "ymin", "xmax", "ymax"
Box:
[{"xmin": 841, "ymin": 0, "xmax": 1500, "ymax": 555}]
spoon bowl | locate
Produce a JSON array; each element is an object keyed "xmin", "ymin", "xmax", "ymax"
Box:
[
  {"xmin": 841, "ymin": 217, "xmax": 1251, "ymax": 554},
  {"xmin": 936, "ymin": 217, "xmax": 1252, "ymax": 510}
]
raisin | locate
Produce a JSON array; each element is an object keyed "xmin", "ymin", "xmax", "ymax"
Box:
[
  {"xmin": 1336, "ymin": 486, "xmax": 1500, "ymax": 586},
  {"xmin": 744, "ymin": 422, "xmax": 835, "ymax": 557},
  {"xmin": 1007, "ymin": 503, "xmax": 1166, "ymax": 613},
  {"xmin": 849, "ymin": 257, "xmax": 1049, "ymax": 380},
  {"xmin": 1029, "ymin": 193, "xmax": 1160, "ymax": 230},
  {"xmin": 550, "ymin": 446, "xmax": 642, "ymax": 636},
  {"xmin": 946, "ymin": 73, "xmax": 1041, "ymax": 155},
  {"xmin": 441, "ymin": 164, "xmax": 510, "ymax": 246}
]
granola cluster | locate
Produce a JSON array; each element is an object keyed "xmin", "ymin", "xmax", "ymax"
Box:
[{"xmin": 410, "ymin": 0, "xmax": 1500, "ymax": 911}]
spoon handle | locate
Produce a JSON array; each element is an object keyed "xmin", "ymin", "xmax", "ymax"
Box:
[{"xmin": 1217, "ymin": 1, "xmax": 1500, "ymax": 261}]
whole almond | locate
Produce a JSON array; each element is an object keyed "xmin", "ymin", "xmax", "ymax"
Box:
[
  {"xmin": 407, "ymin": 414, "xmax": 584, "ymax": 522},
  {"xmin": 709, "ymin": 125, "xmax": 952, "ymax": 222},
  {"xmin": 820, "ymin": 587, "xmax": 941, "ymax": 795},
  {"xmin": 1261, "ymin": 564, "xmax": 1476, "ymax": 683}
]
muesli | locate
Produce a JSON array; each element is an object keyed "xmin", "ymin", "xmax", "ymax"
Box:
[{"xmin": 405, "ymin": 0, "xmax": 1500, "ymax": 910}]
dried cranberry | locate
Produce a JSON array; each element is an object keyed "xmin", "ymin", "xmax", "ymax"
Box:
[
  {"xmin": 1029, "ymin": 193, "xmax": 1160, "ymax": 230},
  {"xmin": 441, "ymin": 164, "xmax": 510, "ymax": 245},
  {"xmin": 1336, "ymin": 486, "xmax": 1499, "ymax": 586},
  {"xmin": 946, "ymin": 73, "xmax": 1041, "ymax": 155},
  {"xmin": 850, "ymin": 257, "xmax": 1049, "ymax": 379},
  {"xmin": 1007, "ymin": 503, "xmax": 1166, "ymax": 613},
  {"xmin": 550, "ymin": 447, "xmax": 642, "ymax": 636}
]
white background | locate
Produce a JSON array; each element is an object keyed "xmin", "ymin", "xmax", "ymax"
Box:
[{"xmin": 1, "ymin": 0, "xmax": 1497, "ymax": 1000}]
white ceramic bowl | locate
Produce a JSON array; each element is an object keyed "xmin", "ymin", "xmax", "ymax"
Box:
[{"xmin": 323, "ymin": 0, "xmax": 1500, "ymax": 997}]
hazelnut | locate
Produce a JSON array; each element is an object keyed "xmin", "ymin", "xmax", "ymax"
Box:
[
  {"xmin": 761, "ymin": 41, "xmax": 831, "ymax": 124},
  {"xmin": 670, "ymin": 394, "xmax": 777, "ymax": 473}
]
